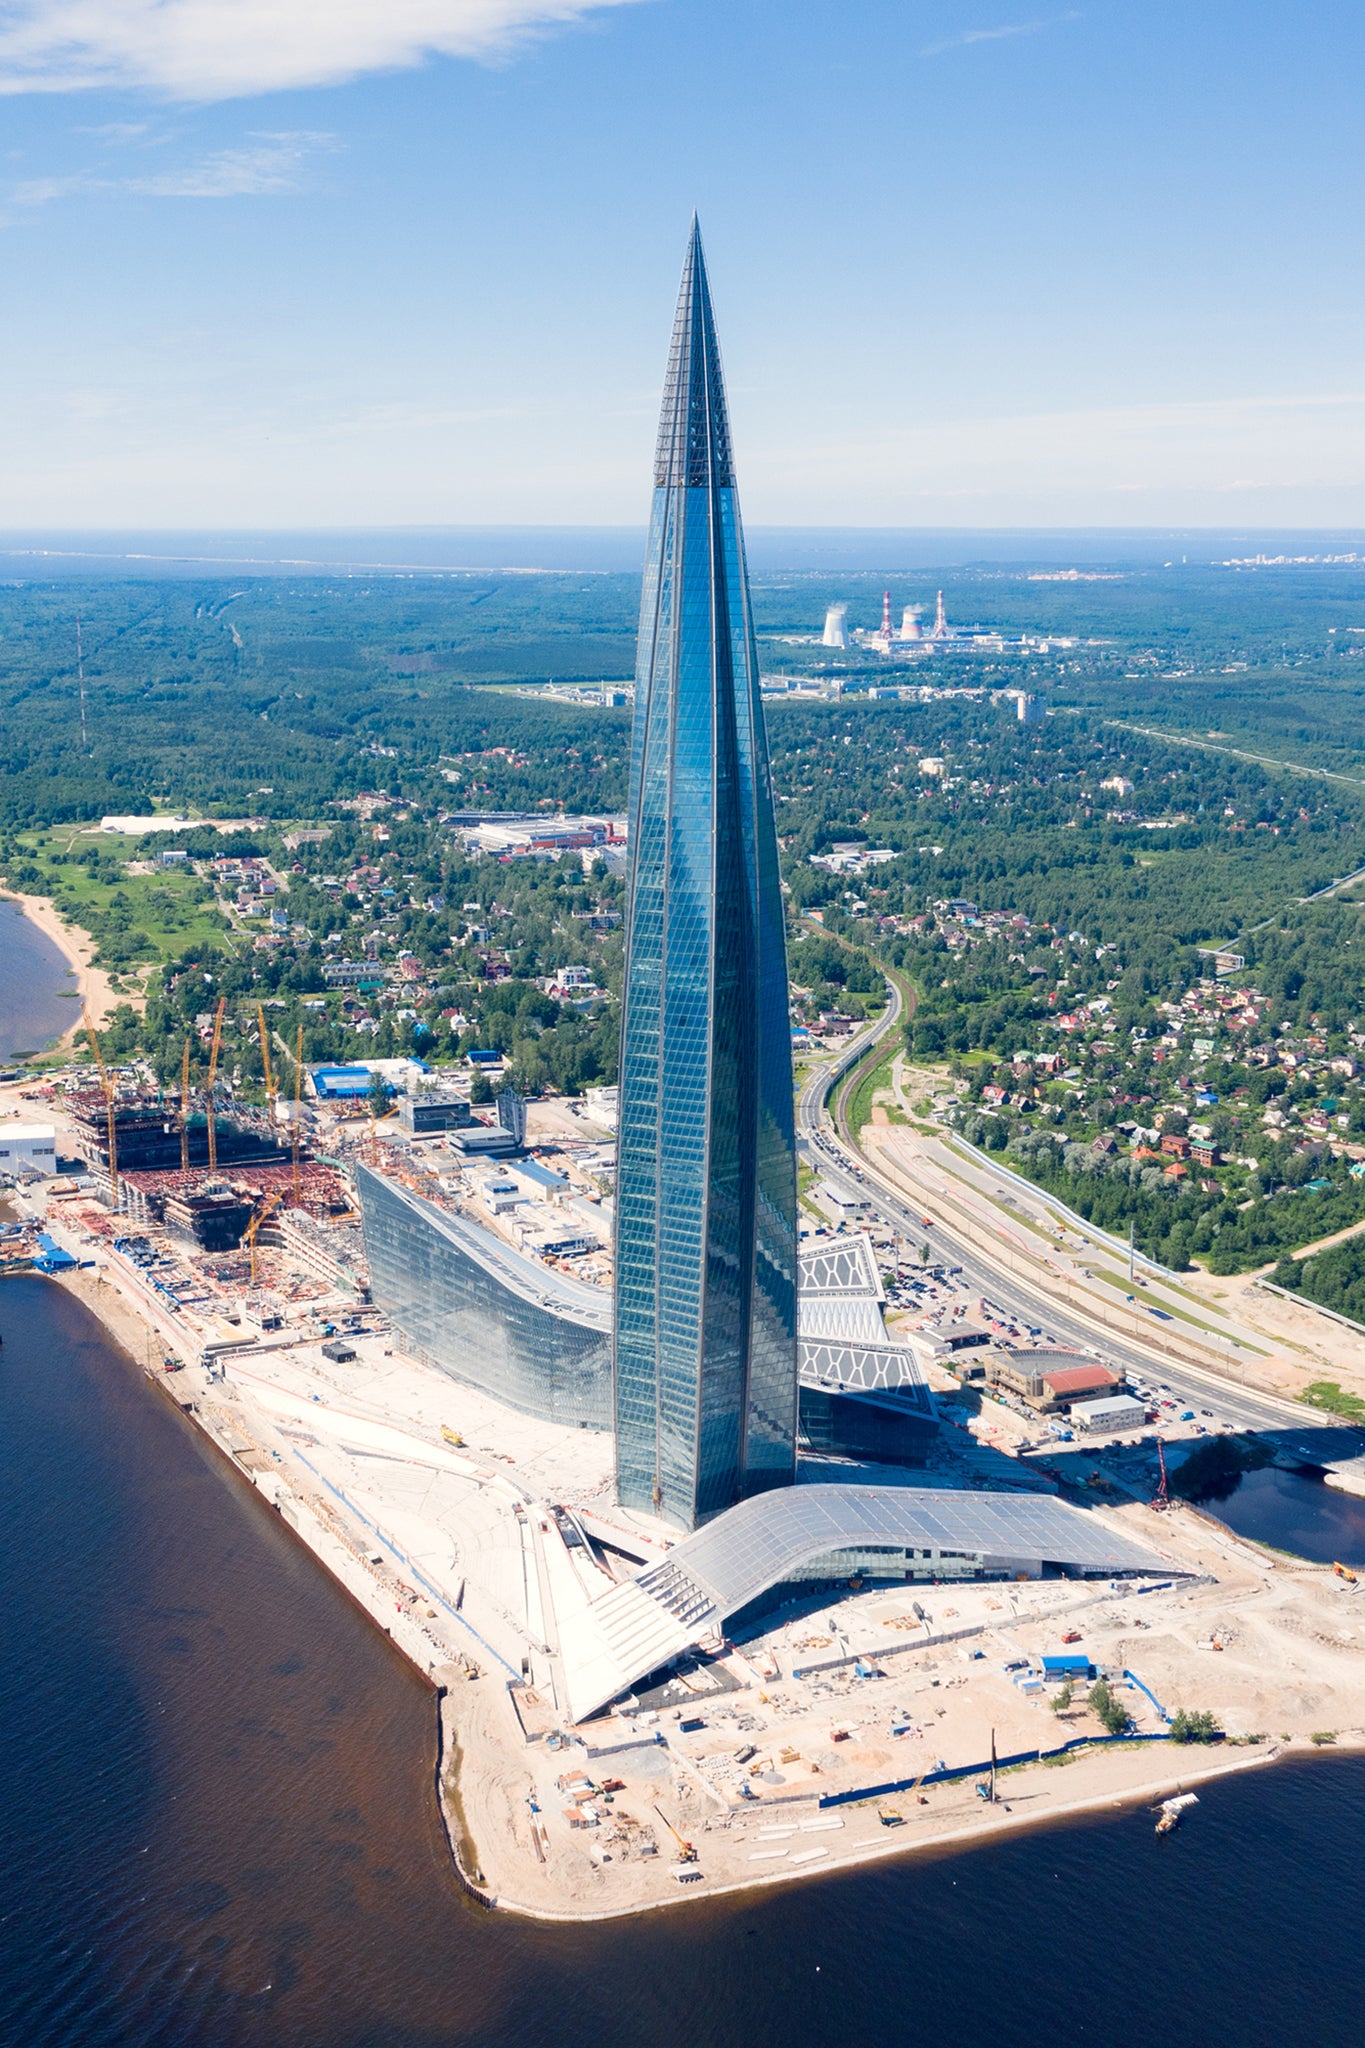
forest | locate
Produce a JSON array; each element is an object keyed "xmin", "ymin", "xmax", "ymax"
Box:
[{"xmin": 5, "ymin": 557, "xmax": 1365, "ymax": 1279}]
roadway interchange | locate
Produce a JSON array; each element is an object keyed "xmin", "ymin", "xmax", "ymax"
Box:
[{"xmin": 795, "ymin": 983, "xmax": 1365, "ymax": 1459}]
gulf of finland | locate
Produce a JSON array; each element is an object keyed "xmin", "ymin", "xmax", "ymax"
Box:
[
  {"xmin": 1, "ymin": 1271, "xmax": 1363, "ymax": 2048},
  {"xmin": 0, "ymin": 896, "xmax": 79, "ymax": 1062}
]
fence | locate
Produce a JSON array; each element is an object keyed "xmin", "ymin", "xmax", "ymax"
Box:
[{"xmin": 817, "ymin": 1728, "xmax": 1183, "ymax": 1809}]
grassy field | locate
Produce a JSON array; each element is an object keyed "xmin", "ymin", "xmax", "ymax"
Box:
[
  {"xmin": 843, "ymin": 1039, "xmax": 899, "ymax": 1138},
  {"xmin": 8, "ymin": 826, "xmax": 229, "ymax": 979}
]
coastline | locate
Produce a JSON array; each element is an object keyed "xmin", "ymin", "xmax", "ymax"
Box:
[
  {"xmin": 454, "ymin": 1731, "xmax": 1329, "ymax": 1924},
  {"xmin": 0, "ymin": 887, "xmax": 121, "ymax": 1039},
  {"xmin": 22, "ymin": 1255, "xmax": 1365, "ymax": 1926}
]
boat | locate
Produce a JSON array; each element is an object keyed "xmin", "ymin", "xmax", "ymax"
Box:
[{"xmin": 1155, "ymin": 1792, "xmax": 1199, "ymax": 1835}]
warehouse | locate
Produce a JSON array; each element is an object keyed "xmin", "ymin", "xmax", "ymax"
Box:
[{"xmin": 0, "ymin": 1122, "xmax": 57, "ymax": 1177}]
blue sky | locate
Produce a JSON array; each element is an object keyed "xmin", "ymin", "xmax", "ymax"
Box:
[{"xmin": 1, "ymin": 0, "xmax": 1362, "ymax": 529}]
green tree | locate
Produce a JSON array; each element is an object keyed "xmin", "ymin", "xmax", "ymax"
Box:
[
  {"xmin": 1168, "ymin": 1708, "xmax": 1221, "ymax": 1744},
  {"xmin": 1087, "ymin": 1679, "xmax": 1132, "ymax": 1735}
]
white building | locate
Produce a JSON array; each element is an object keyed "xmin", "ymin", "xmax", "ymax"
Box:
[
  {"xmin": 584, "ymin": 1085, "xmax": 618, "ymax": 1130},
  {"xmin": 822, "ymin": 604, "xmax": 850, "ymax": 649},
  {"xmin": 0, "ymin": 1122, "xmax": 58, "ymax": 1175}
]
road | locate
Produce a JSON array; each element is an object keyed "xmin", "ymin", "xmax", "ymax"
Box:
[{"xmin": 795, "ymin": 980, "xmax": 1365, "ymax": 1453}]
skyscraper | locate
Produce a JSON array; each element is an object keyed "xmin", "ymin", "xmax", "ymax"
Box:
[{"xmin": 613, "ymin": 222, "xmax": 798, "ymax": 1531}]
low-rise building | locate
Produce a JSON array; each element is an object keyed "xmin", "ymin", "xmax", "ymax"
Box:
[
  {"xmin": 399, "ymin": 1096, "xmax": 472, "ymax": 1136},
  {"xmin": 1071, "ymin": 1394, "xmax": 1149, "ymax": 1433},
  {"xmin": 0, "ymin": 1122, "xmax": 58, "ymax": 1176},
  {"xmin": 989, "ymin": 1353, "xmax": 1122, "ymax": 1411}
]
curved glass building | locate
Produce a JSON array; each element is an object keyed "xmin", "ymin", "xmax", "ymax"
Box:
[
  {"xmin": 356, "ymin": 1163, "xmax": 612, "ymax": 1429},
  {"xmin": 613, "ymin": 222, "xmax": 799, "ymax": 1532}
]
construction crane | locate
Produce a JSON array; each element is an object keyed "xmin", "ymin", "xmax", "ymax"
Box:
[
  {"xmin": 292, "ymin": 1020, "xmax": 304, "ymax": 1204},
  {"xmin": 179, "ymin": 1036, "xmax": 192, "ymax": 1171},
  {"xmin": 83, "ymin": 1009, "xmax": 118, "ymax": 1211},
  {"xmin": 256, "ymin": 1002, "xmax": 278, "ymax": 1126},
  {"xmin": 205, "ymin": 995, "xmax": 226, "ymax": 1171},
  {"xmin": 244, "ymin": 1189, "xmax": 284, "ymax": 1285},
  {"xmin": 651, "ymin": 1803, "xmax": 697, "ymax": 1864},
  {"xmin": 1152, "ymin": 1437, "xmax": 1171, "ymax": 1512}
]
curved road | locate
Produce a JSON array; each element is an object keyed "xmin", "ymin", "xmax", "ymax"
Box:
[{"xmin": 796, "ymin": 974, "xmax": 1363, "ymax": 1451}]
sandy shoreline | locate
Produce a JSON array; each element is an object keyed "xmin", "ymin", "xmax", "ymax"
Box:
[
  {"xmin": 1, "ymin": 887, "xmax": 121, "ymax": 1039},
  {"xmin": 454, "ymin": 1730, "xmax": 1333, "ymax": 1924},
  {"xmin": 30, "ymin": 1256, "xmax": 1365, "ymax": 1926}
]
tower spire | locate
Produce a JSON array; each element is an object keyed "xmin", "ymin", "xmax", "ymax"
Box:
[{"xmin": 653, "ymin": 219, "xmax": 734, "ymax": 491}]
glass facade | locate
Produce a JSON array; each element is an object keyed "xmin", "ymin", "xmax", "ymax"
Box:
[
  {"xmin": 356, "ymin": 1164, "xmax": 611, "ymax": 1429},
  {"xmin": 614, "ymin": 223, "xmax": 798, "ymax": 1530}
]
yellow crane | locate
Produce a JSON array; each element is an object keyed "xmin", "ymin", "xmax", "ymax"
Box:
[
  {"xmin": 651, "ymin": 1804, "xmax": 697, "ymax": 1864},
  {"xmin": 244, "ymin": 1189, "xmax": 284, "ymax": 1285},
  {"xmin": 179, "ymin": 1035, "xmax": 192, "ymax": 1172},
  {"xmin": 83, "ymin": 1009, "xmax": 118, "ymax": 1210},
  {"xmin": 205, "ymin": 995, "xmax": 226, "ymax": 1171},
  {"xmin": 256, "ymin": 1002, "xmax": 277, "ymax": 1125},
  {"xmin": 291, "ymin": 1021, "xmax": 304, "ymax": 1203}
]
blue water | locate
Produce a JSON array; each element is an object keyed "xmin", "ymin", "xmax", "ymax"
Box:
[
  {"xmin": 1, "ymin": 1274, "xmax": 1363, "ymax": 2048},
  {"xmin": 0, "ymin": 897, "xmax": 79, "ymax": 1061},
  {"xmin": 1208, "ymin": 1462, "xmax": 1365, "ymax": 1566},
  {"xmin": 3, "ymin": 525, "xmax": 1363, "ymax": 576}
]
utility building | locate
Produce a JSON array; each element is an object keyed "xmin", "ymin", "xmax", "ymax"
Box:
[{"xmin": 613, "ymin": 222, "xmax": 799, "ymax": 1530}]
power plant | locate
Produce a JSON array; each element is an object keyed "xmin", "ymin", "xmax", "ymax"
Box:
[{"xmin": 822, "ymin": 603, "xmax": 849, "ymax": 648}]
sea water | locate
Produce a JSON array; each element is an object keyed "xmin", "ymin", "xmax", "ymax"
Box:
[{"xmin": 0, "ymin": 1275, "xmax": 1362, "ymax": 2048}]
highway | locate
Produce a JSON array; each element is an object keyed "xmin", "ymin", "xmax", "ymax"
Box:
[{"xmin": 795, "ymin": 983, "xmax": 1365, "ymax": 1454}]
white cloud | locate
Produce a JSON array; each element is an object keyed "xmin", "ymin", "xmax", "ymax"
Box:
[
  {"xmin": 923, "ymin": 12, "xmax": 1080, "ymax": 58},
  {"xmin": 10, "ymin": 128, "xmax": 337, "ymax": 201},
  {"xmin": 131, "ymin": 129, "xmax": 337, "ymax": 193},
  {"xmin": 0, "ymin": 0, "xmax": 642, "ymax": 102}
]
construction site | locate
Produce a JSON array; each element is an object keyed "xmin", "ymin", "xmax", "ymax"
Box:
[
  {"xmin": 4, "ymin": 1185, "xmax": 1362, "ymax": 1916},
  {"xmin": 3, "ymin": 1011, "xmax": 1365, "ymax": 1920}
]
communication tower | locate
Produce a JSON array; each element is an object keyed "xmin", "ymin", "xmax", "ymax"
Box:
[{"xmin": 76, "ymin": 615, "xmax": 88, "ymax": 750}]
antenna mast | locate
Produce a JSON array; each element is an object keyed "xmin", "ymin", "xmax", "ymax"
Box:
[{"xmin": 76, "ymin": 615, "xmax": 88, "ymax": 750}]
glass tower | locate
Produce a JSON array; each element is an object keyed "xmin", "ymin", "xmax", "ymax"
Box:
[{"xmin": 613, "ymin": 221, "xmax": 798, "ymax": 1530}]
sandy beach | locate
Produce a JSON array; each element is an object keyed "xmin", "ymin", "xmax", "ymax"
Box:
[{"xmin": 1, "ymin": 889, "xmax": 122, "ymax": 1037}]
